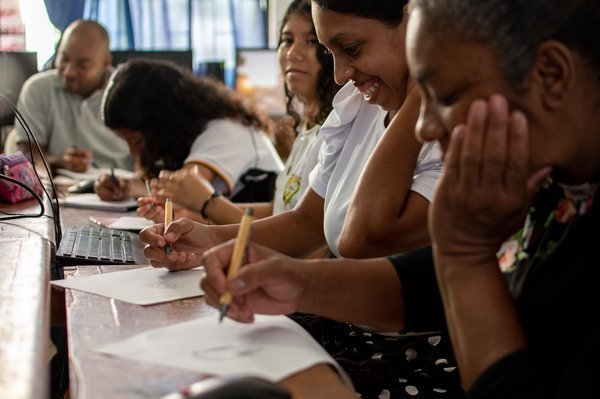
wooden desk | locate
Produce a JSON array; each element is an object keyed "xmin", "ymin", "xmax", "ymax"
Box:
[
  {"xmin": 57, "ymin": 204, "xmax": 355, "ymax": 398},
  {"xmin": 64, "ymin": 265, "xmax": 214, "ymax": 398},
  {"xmin": 0, "ymin": 197, "xmax": 55, "ymax": 399},
  {"xmin": 60, "ymin": 205, "xmax": 126, "ymax": 228},
  {"xmin": 60, "ymin": 205, "xmax": 209, "ymax": 398},
  {"xmin": 62, "ymin": 265, "xmax": 355, "ymax": 399}
]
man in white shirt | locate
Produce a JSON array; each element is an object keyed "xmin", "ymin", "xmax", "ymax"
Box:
[{"xmin": 11, "ymin": 19, "xmax": 132, "ymax": 172}]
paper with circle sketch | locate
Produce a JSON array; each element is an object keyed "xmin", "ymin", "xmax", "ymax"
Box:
[
  {"xmin": 95, "ymin": 314, "xmax": 353, "ymax": 386},
  {"xmin": 51, "ymin": 266, "xmax": 205, "ymax": 305}
]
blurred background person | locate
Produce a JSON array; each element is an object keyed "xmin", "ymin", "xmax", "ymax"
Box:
[{"xmin": 9, "ymin": 19, "xmax": 133, "ymax": 172}]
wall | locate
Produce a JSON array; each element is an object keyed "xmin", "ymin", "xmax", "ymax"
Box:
[
  {"xmin": 0, "ymin": 0, "xmax": 25, "ymax": 50},
  {"xmin": 267, "ymin": 0, "xmax": 292, "ymax": 48}
]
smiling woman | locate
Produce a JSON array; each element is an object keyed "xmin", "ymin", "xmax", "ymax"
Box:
[{"xmin": 311, "ymin": 0, "xmax": 410, "ymax": 112}]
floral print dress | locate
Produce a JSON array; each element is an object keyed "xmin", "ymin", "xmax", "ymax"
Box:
[{"xmin": 497, "ymin": 177, "xmax": 598, "ymax": 298}]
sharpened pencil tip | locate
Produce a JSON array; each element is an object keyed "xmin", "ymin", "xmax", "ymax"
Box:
[{"xmin": 218, "ymin": 304, "xmax": 229, "ymax": 323}]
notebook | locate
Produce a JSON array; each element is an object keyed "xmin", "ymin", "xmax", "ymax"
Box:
[
  {"xmin": 56, "ymin": 167, "xmax": 135, "ymax": 182},
  {"xmin": 60, "ymin": 193, "xmax": 138, "ymax": 212},
  {"xmin": 56, "ymin": 225, "xmax": 148, "ymax": 266}
]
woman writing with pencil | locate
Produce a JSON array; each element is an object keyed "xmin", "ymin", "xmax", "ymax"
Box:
[{"xmin": 93, "ymin": 59, "xmax": 283, "ymax": 211}]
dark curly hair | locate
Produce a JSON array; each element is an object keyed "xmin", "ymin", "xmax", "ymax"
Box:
[
  {"xmin": 102, "ymin": 59, "xmax": 267, "ymax": 177},
  {"xmin": 278, "ymin": 0, "xmax": 338, "ymax": 128}
]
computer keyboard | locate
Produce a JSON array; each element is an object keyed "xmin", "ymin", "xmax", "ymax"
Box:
[{"xmin": 57, "ymin": 225, "xmax": 139, "ymax": 265}]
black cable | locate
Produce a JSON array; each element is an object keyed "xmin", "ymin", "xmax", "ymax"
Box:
[
  {"xmin": 0, "ymin": 174, "xmax": 44, "ymax": 220},
  {"xmin": 12, "ymin": 104, "xmax": 63, "ymax": 232},
  {"xmin": 0, "ymin": 94, "xmax": 63, "ymax": 243}
]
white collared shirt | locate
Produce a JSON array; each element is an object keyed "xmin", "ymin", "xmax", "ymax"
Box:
[{"xmin": 310, "ymin": 82, "xmax": 442, "ymax": 257}]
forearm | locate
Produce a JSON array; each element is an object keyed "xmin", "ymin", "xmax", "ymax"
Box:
[
  {"xmin": 208, "ymin": 189, "xmax": 325, "ymax": 257},
  {"xmin": 249, "ymin": 210, "xmax": 325, "ymax": 257},
  {"xmin": 434, "ymin": 252, "xmax": 527, "ymax": 389},
  {"xmin": 339, "ymin": 192, "xmax": 430, "ymax": 257},
  {"xmin": 202, "ymin": 195, "xmax": 245, "ymax": 224},
  {"xmin": 239, "ymin": 202, "xmax": 273, "ymax": 219},
  {"xmin": 203, "ymin": 196, "xmax": 273, "ymax": 225},
  {"xmin": 177, "ymin": 209, "xmax": 207, "ymax": 223},
  {"xmin": 339, "ymin": 88, "xmax": 426, "ymax": 257},
  {"xmin": 208, "ymin": 210, "xmax": 325, "ymax": 257},
  {"xmin": 298, "ymin": 257, "xmax": 404, "ymax": 331},
  {"xmin": 18, "ymin": 142, "xmax": 61, "ymax": 170},
  {"xmin": 281, "ymin": 364, "xmax": 356, "ymax": 399},
  {"xmin": 239, "ymin": 189, "xmax": 325, "ymax": 256},
  {"xmin": 46, "ymin": 154, "xmax": 67, "ymax": 170}
]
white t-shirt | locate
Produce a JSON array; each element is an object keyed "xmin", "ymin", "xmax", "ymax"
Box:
[
  {"xmin": 184, "ymin": 118, "xmax": 284, "ymax": 195},
  {"xmin": 272, "ymin": 124, "xmax": 323, "ymax": 214},
  {"xmin": 14, "ymin": 69, "xmax": 133, "ymax": 170},
  {"xmin": 310, "ymin": 82, "xmax": 442, "ymax": 257}
]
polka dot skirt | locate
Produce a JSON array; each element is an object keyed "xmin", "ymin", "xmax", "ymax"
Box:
[{"xmin": 290, "ymin": 314, "xmax": 465, "ymax": 399}]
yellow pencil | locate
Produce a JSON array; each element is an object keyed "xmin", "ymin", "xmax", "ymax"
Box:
[
  {"xmin": 164, "ymin": 198, "xmax": 174, "ymax": 256},
  {"xmin": 218, "ymin": 207, "xmax": 254, "ymax": 322}
]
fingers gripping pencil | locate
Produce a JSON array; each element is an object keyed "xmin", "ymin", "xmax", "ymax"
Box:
[{"xmin": 218, "ymin": 207, "xmax": 254, "ymax": 322}]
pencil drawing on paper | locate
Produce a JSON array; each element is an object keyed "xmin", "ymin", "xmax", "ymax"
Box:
[
  {"xmin": 192, "ymin": 345, "xmax": 262, "ymax": 361},
  {"xmin": 150, "ymin": 282, "xmax": 184, "ymax": 290}
]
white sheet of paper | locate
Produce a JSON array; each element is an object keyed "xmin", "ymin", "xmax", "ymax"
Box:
[
  {"xmin": 60, "ymin": 193, "xmax": 138, "ymax": 212},
  {"xmin": 52, "ymin": 175, "xmax": 80, "ymax": 185},
  {"xmin": 95, "ymin": 314, "xmax": 353, "ymax": 386},
  {"xmin": 51, "ymin": 266, "xmax": 205, "ymax": 305},
  {"xmin": 108, "ymin": 216, "xmax": 155, "ymax": 231},
  {"xmin": 56, "ymin": 167, "xmax": 135, "ymax": 181}
]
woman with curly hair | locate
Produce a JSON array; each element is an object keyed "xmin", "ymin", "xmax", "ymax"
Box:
[{"xmin": 93, "ymin": 58, "xmax": 283, "ymax": 218}]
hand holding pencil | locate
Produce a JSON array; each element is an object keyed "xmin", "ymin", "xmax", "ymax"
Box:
[
  {"xmin": 219, "ymin": 207, "xmax": 254, "ymax": 322},
  {"xmin": 93, "ymin": 170, "xmax": 130, "ymax": 201},
  {"xmin": 200, "ymin": 233, "xmax": 309, "ymax": 324}
]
